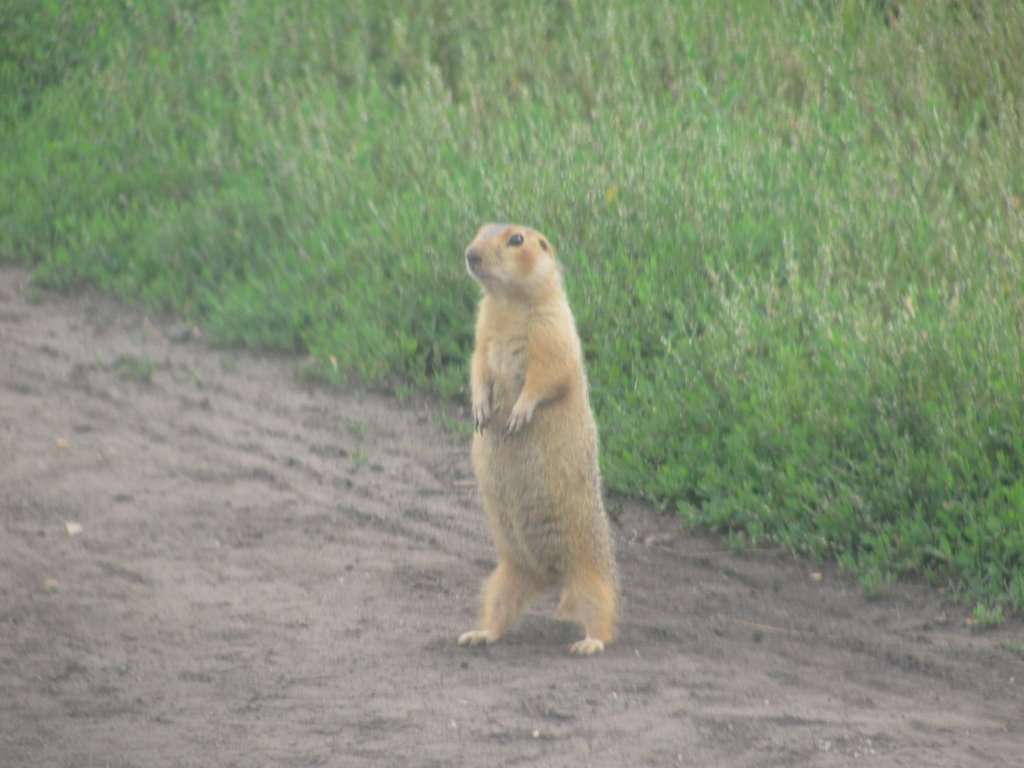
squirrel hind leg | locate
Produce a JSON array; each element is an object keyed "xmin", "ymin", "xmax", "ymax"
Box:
[
  {"xmin": 458, "ymin": 559, "xmax": 541, "ymax": 648},
  {"xmin": 557, "ymin": 566, "xmax": 617, "ymax": 656}
]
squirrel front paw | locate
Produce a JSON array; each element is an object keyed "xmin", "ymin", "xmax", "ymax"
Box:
[
  {"xmin": 472, "ymin": 398, "xmax": 491, "ymax": 433},
  {"xmin": 506, "ymin": 396, "xmax": 536, "ymax": 433}
]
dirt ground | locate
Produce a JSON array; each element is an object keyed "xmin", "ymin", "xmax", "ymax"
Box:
[{"xmin": 1, "ymin": 264, "xmax": 1021, "ymax": 768}]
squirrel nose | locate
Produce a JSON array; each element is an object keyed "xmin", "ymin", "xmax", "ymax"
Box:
[{"xmin": 465, "ymin": 248, "xmax": 482, "ymax": 269}]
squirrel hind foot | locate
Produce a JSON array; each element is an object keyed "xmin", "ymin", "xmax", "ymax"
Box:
[
  {"xmin": 569, "ymin": 637, "xmax": 605, "ymax": 656},
  {"xmin": 458, "ymin": 629, "xmax": 499, "ymax": 647}
]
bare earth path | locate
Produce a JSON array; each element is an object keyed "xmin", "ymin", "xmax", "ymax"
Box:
[{"xmin": 1, "ymin": 265, "xmax": 1021, "ymax": 767}]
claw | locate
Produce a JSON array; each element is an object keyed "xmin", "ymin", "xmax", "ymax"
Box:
[
  {"xmin": 506, "ymin": 395, "xmax": 535, "ymax": 434},
  {"xmin": 473, "ymin": 407, "xmax": 489, "ymax": 433},
  {"xmin": 506, "ymin": 408, "xmax": 531, "ymax": 434},
  {"xmin": 472, "ymin": 397, "xmax": 491, "ymax": 434}
]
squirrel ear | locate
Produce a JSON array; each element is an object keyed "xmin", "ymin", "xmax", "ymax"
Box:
[{"xmin": 539, "ymin": 238, "xmax": 550, "ymax": 252}]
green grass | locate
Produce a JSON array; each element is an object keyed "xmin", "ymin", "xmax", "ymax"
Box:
[
  {"xmin": 2, "ymin": 0, "xmax": 1022, "ymax": 613},
  {"xmin": 1003, "ymin": 639, "xmax": 1024, "ymax": 657},
  {"xmin": 115, "ymin": 354, "xmax": 156, "ymax": 384},
  {"xmin": 970, "ymin": 601, "xmax": 1005, "ymax": 630}
]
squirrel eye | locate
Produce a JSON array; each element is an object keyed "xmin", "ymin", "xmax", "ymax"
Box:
[{"xmin": 507, "ymin": 234, "xmax": 524, "ymax": 247}]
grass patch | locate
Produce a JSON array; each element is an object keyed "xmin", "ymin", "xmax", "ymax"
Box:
[
  {"xmin": 1002, "ymin": 639, "xmax": 1024, "ymax": 658},
  {"xmin": 2, "ymin": 0, "xmax": 1022, "ymax": 611},
  {"xmin": 114, "ymin": 354, "xmax": 156, "ymax": 384},
  {"xmin": 968, "ymin": 601, "xmax": 1005, "ymax": 630}
]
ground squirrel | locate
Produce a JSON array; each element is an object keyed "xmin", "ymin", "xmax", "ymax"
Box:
[{"xmin": 458, "ymin": 223, "xmax": 618, "ymax": 656}]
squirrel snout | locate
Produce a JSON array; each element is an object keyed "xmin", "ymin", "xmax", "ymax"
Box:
[{"xmin": 465, "ymin": 248, "xmax": 483, "ymax": 272}]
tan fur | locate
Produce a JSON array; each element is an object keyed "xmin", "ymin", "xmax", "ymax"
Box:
[{"xmin": 458, "ymin": 223, "xmax": 618, "ymax": 656}]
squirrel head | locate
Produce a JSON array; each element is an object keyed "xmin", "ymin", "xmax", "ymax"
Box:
[{"xmin": 465, "ymin": 223, "xmax": 560, "ymax": 300}]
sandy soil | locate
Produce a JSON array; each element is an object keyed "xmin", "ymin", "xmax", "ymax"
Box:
[{"xmin": 1, "ymin": 265, "xmax": 1021, "ymax": 767}]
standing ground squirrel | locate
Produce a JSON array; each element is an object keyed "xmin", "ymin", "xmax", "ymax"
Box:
[{"xmin": 458, "ymin": 223, "xmax": 618, "ymax": 656}]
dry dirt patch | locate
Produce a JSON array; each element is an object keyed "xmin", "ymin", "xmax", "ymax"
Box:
[{"xmin": 1, "ymin": 266, "xmax": 1021, "ymax": 767}]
